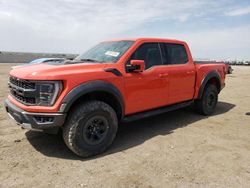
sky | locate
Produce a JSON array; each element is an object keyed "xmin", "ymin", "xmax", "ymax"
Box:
[{"xmin": 0, "ymin": 0, "xmax": 250, "ymax": 60}]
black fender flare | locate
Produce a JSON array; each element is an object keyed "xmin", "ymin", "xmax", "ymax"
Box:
[
  {"xmin": 198, "ymin": 71, "xmax": 221, "ymax": 98},
  {"xmin": 59, "ymin": 80, "xmax": 124, "ymax": 116}
]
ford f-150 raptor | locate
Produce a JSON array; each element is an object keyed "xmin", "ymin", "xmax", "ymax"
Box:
[{"xmin": 5, "ymin": 38, "xmax": 226, "ymax": 157}]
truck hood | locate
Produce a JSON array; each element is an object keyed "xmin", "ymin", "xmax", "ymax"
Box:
[{"xmin": 9, "ymin": 62, "xmax": 110, "ymax": 80}]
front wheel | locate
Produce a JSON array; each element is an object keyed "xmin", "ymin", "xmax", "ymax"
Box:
[
  {"xmin": 63, "ymin": 100, "xmax": 118, "ymax": 157},
  {"xmin": 195, "ymin": 84, "xmax": 218, "ymax": 115}
]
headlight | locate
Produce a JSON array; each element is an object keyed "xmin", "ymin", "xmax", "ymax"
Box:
[{"xmin": 37, "ymin": 81, "xmax": 63, "ymax": 106}]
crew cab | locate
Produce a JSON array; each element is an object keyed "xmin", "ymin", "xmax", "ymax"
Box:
[{"xmin": 5, "ymin": 38, "xmax": 226, "ymax": 157}]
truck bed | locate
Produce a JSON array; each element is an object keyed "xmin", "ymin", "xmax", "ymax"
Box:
[{"xmin": 194, "ymin": 61, "xmax": 223, "ymax": 64}]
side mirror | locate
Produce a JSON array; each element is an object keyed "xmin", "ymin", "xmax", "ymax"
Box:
[{"xmin": 127, "ymin": 60, "xmax": 145, "ymax": 73}]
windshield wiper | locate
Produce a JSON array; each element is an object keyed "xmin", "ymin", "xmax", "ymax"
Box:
[
  {"xmin": 65, "ymin": 58, "xmax": 103, "ymax": 64},
  {"xmin": 80, "ymin": 58, "xmax": 100, "ymax": 62}
]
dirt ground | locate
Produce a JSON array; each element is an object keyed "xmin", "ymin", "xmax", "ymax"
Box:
[{"xmin": 0, "ymin": 64, "xmax": 250, "ymax": 188}]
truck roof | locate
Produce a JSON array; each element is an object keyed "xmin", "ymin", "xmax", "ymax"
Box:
[{"xmin": 105, "ymin": 37, "xmax": 186, "ymax": 44}]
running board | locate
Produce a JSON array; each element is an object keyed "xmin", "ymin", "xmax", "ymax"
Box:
[{"xmin": 122, "ymin": 100, "xmax": 193, "ymax": 123}]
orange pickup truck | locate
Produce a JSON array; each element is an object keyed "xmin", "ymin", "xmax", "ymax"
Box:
[{"xmin": 5, "ymin": 38, "xmax": 226, "ymax": 157}]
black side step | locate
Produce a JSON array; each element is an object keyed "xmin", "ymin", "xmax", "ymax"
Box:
[{"xmin": 122, "ymin": 100, "xmax": 193, "ymax": 123}]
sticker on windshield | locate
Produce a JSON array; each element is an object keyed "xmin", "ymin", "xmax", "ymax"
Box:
[{"xmin": 105, "ymin": 51, "xmax": 120, "ymax": 57}]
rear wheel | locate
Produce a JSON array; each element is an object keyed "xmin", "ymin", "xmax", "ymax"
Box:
[
  {"xmin": 63, "ymin": 100, "xmax": 118, "ymax": 157},
  {"xmin": 195, "ymin": 84, "xmax": 218, "ymax": 115}
]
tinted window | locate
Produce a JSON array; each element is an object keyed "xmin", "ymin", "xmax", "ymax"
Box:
[
  {"xmin": 162, "ymin": 43, "xmax": 188, "ymax": 65},
  {"xmin": 130, "ymin": 43, "xmax": 162, "ymax": 69}
]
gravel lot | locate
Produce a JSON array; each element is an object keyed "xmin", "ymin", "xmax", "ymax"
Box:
[{"xmin": 0, "ymin": 64, "xmax": 250, "ymax": 188}]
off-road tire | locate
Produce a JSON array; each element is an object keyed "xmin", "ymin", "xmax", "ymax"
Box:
[
  {"xmin": 195, "ymin": 84, "xmax": 218, "ymax": 115},
  {"xmin": 63, "ymin": 100, "xmax": 118, "ymax": 157}
]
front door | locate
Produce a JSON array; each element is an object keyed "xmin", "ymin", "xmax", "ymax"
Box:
[{"xmin": 124, "ymin": 43, "xmax": 170, "ymax": 115}]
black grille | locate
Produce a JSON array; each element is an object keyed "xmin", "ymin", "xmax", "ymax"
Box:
[
  {"xmin": 9, "ymin": 76, "xmax": 37, "ymax": 105},
  {"xmin": 9, "ymin": 76, "xmax": 35, "ymax": 90},
  {"xmin": 10, "ymin": 90, "xmax": 36, "ymax": 105}
]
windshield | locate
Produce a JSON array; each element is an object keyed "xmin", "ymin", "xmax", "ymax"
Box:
[{"xmin": 74, "ymin": 41, "xmax": 134, "ymax": 63}]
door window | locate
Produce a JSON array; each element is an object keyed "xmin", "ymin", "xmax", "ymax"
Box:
[
  {"xmin": 161, "ymin": 43, "xmax": 188, "ymax": 65},
  {"xmin": 130, "ymin": 43, "xmax": 162, "ymax": 69}
]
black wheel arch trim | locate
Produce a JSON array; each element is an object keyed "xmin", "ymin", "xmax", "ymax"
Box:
[
  {"xmin": 198, "ymin": 71, "xmax": 221, "ymax": 99},
  {"xmin": 59, "ymin": 80, "xmax": 125, "ymax": 117}
]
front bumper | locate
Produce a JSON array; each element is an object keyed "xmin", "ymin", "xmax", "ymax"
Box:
[{"xmin": 4, "ymin": 99, "xmax": 66, "ymax": 130}]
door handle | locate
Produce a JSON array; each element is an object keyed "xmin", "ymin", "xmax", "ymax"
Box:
[
  {"xmin": 159, "ymin": 73, "xmax": 169, "ymax": 78},
  {"xmin": 186, "ymin": 71, "xmax": 195, "ymax": 74}
]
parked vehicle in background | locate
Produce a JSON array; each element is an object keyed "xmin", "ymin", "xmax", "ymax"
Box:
[
  {"xmin": 11, "ymin": 58, "xmax": 66, "ymax": 69},
  {"xmin": 225, "ymin": 63, "xmax": 233, "ymax": 74},
  {"xmin": 5, "ymin": 38, "xmax": 227, "ymax": 157},
  {"xmin": 224, "ymin": 61, "xmax": 250, "ymax": 66},
  {"xmin": 29, "ymin": 58, "xmax": 66, "ymax": 64},
  {"xmin": 243, "ymin": 61, "xmax": 250, "ymax": 66}
]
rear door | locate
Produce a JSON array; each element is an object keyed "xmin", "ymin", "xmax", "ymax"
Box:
[{"xmin": 160, "ymin": 43, "xmax": 196, "ymax": 104}]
